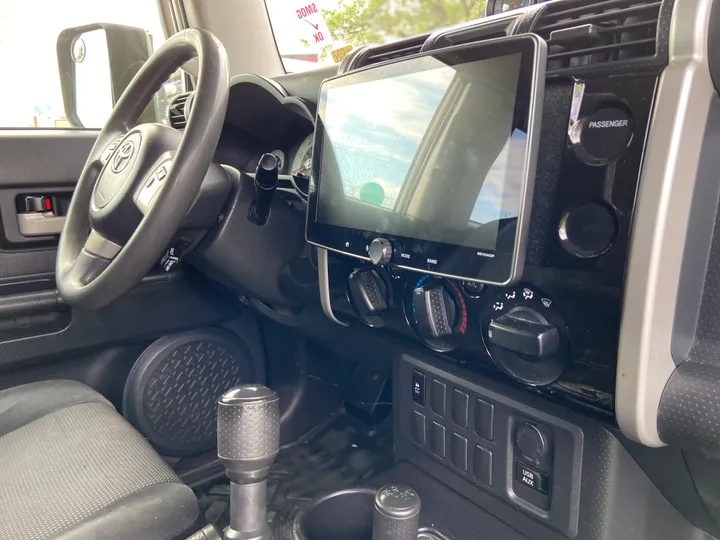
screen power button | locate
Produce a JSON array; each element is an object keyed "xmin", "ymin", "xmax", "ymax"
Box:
[{"xmin": 369, "ymin": 238, "xmax": 393, "ymax": 265}]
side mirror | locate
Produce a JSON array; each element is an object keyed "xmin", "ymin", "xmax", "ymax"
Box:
[{"xmin": 56, "ymin": 23, "xmax": 154, "ymax": 128}]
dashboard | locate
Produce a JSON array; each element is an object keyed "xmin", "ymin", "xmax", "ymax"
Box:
[
  {"xmin": 180, "ymin": 0, "xmax": 720, "ymax": 462},
  {"xmin": 170, "ymin": 1, "xmax": 720, "ymax": 536},
  {"xmin": 184, "ymin": 1, "xmax": 655, "ymax": 419},
  {"xmin": 188, "ymin": 62, "xmax": 641, "ymax": 422},
  {"xmin": 259, "ymin": 133, "xmax": 313, "ymax": 178}
]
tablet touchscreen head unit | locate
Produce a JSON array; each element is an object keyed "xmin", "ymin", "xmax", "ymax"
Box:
[{"xmin": 306, "ymin": 35, "xmax": 546, "ymax": 285}]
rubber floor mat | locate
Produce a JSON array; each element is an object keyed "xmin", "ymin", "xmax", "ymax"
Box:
[{"xmin": 197, "ymin": 411, "xmax": 393, "ymax": 537}]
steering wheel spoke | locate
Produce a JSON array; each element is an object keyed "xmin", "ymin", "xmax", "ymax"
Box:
[
  {"xmin": 133, "ymin": 155, "xmax": 175, "ymax": 216},
  {"xmin": 84, "ymin": 230, "xmax": 122, "ymax": 260},
  {"xmin": 62, "ymin": 249, "xmax": 111, "ymax": 289}
]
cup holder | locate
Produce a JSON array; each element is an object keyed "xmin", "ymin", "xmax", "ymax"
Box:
[{"xmin": 293, "ymin": 488, "xmax": 376, "ymax": 540}]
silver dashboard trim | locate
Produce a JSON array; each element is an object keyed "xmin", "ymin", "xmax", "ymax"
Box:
[
  {"xmin": 317, "ymin": 248, "xmax": 349, "ymax": 327},
  {"xmin": 84, "ymin": 230, "xmax": 122, "ymax": 260},
  {"xmin": 567, "ymin": 81, "xmax": 586, "ymax": 145},
  {"xmin": 616, "ymin": 0, "xmax": 716, "ymax": 446}
]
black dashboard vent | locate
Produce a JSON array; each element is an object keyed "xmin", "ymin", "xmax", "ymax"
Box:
[
  {"xmin": 168, "ymin": 92, "xmax": 192, "ymax": 130},
  {"xmin": 354, "ymin": 34, "xmax": 430, "ymax": 69},
  {"xmin": 533, "ymin": 0, "xmax": 661, "ymax": 74}
]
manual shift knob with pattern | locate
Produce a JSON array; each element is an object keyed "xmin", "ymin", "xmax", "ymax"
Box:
[
  {"xmin": 217, "ymin": 384, "xmax": 280, "ymax": 483},
  {"xmin": 217, "ymin": 385, "xmax": 280, "ymax": 540},
  {"xmin": 372, "ymin": 484, "xmax": 421, "ymax": 540}
]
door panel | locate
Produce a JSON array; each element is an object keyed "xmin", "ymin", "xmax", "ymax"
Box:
[
  {"xmin": 0, "ymin": 131, "xmax": 96, "ymax": 268},
  {"xmin": 0, "ymin": 272, "xmax": 237, "ymax": 369},
  {"xmin": 0, "ymin": 130, "xmax": 242, "ymax": 398},
  {"xmin": 0, "ymin": 131, "xmax": 97, "ymax": 187}
]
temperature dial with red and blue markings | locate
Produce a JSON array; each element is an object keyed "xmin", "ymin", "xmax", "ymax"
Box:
[{"xmin": 404, "ymin": 275, "xmax": 467, "ymax": 352}]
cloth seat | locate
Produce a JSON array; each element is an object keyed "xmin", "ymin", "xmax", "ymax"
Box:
[{"xmin": 0, "ymin": 380, "xmax": 199, "ymax": 540}]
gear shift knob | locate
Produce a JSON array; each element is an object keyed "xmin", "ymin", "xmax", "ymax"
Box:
[
  {"xmin": 217, "ymin": 385, "xmax": 280, "ymax": 483},
  {"xmin": 372, "ymin": 484, "xmax": 421, "ymax": 540}
]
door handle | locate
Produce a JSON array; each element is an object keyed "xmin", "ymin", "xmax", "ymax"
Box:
[{"xmin": 17, "ymin": 212, "xmax": 65, "ymax": 237}]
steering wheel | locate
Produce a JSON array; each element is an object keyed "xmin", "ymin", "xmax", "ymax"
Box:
[{"xmin": 56, "ymin": 29, "xmax": 229, "ymax": 310}]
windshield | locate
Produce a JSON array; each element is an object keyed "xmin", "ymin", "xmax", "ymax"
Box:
[{"xmin": 265, "ymin": 0, "xmax": 489, "ymax": 72}]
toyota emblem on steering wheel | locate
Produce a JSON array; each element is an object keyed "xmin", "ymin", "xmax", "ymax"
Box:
[{"xmin": 111, "ymin": 141, "xmax": 135, "ymax": 173}]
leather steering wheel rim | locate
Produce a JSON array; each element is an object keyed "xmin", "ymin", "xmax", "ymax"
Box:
[{"xmin": 56, "ymin": 29, "xmax": 229, "ymax": 310}]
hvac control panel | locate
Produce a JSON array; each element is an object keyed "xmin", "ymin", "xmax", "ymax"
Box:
[{"xmin": 321, "ymin": 75, "xmax": 657, "ymax": 415}]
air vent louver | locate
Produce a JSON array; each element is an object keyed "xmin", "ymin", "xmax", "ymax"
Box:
[
  {"xmin": 353, "ymin": 34, "xmax": 430, "ymax": 69},
  {"xmin": 167, "ymin": 92, "xmax": 192, "ymax": 130},
  {"xmin": 533, "ymin": 0, "xmax": 661, "ymax": 73}
]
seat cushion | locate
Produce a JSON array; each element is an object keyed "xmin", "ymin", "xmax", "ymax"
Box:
[
  {"xmin": 0, "ymin": 380, "xmax": 200, "ymax": 540},
  {"xmin": 0, "ymin": 379, "xmax": 111, "ymax": 437}
]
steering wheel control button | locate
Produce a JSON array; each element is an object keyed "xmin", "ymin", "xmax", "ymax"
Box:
[
  {"xmin": 135, "ymin": 159, "xmax": 173, "ymax": 214},
  {"xmin": 369, "ymin": 238, "xmax": 393, "ymax": 265},
  {"xmin": 136, "ymin": 181, "xmax": 160, "ymax": 212},
  {"xmin": 516, "ymin": 423, "xmax": 547, "ymax": 460},
  {"xmin": 412, "ymin": 370, "xmax": 426, "ymax": 406},
  {"xmin": 451, "ymin": 389, "xmax": 469, "ymax": 429},
  {"xmin": 558, "ymin": 202, "xmax": 618, "ymax": 258},
  {"xmin": 574, "ymin": 106, "xmax": 634, "ymax": 165},
  {"xmin": 101, "ymin": 137, "xmax": 123, "ymax": 163},
  {"xmin": 515, "ymin": 462, "xmax": 549, "ymax": 495}
]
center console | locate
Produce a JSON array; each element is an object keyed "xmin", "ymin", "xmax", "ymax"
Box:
[
  {"xmin": 396, "ymin": 355, "xmax": 582, "ymax": 537},
  {"xmin": 303, "ymin": 0, "xmax": 687, "ymax": 537},
  {"xmin": 310, "ymin": 34, "xmax": 655, "ymax": 416}
]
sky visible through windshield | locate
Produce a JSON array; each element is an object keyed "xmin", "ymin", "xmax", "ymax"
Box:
[
  {"xmin": 324, "ymin": 66, "xmax": 453, "ymax": 209},
  {"xmin": 319, "ymin": 53, "xmax": 526, "ymax": 239}
]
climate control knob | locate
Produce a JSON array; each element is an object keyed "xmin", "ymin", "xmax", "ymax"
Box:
[
  {"xmin": 481, "ymin": 285, "xmax": 568, "ymax": 386},
  {"xmin": 487, "ymin": 306, "xmax": 559, "ymax": 359},
  {"xmin": 405, "ymin": 276, "xmax": 467, "ymax": 353},
  {"xmin": 413, "ymin": 285, "xmax": 457, "ymax": 341},
  {"xmin": 348, "ymin": 268, "xmax": 389, "ymax": 326}
]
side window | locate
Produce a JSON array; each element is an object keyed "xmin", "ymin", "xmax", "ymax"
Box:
[{"xmin": 0, "ymin": 0, "xmax": 186, "ymax": 129}]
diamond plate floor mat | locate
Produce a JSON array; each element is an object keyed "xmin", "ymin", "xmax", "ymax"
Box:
[{"xmin": 197, "ymin": 411, "xmax": 393, "ymax": 538}]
